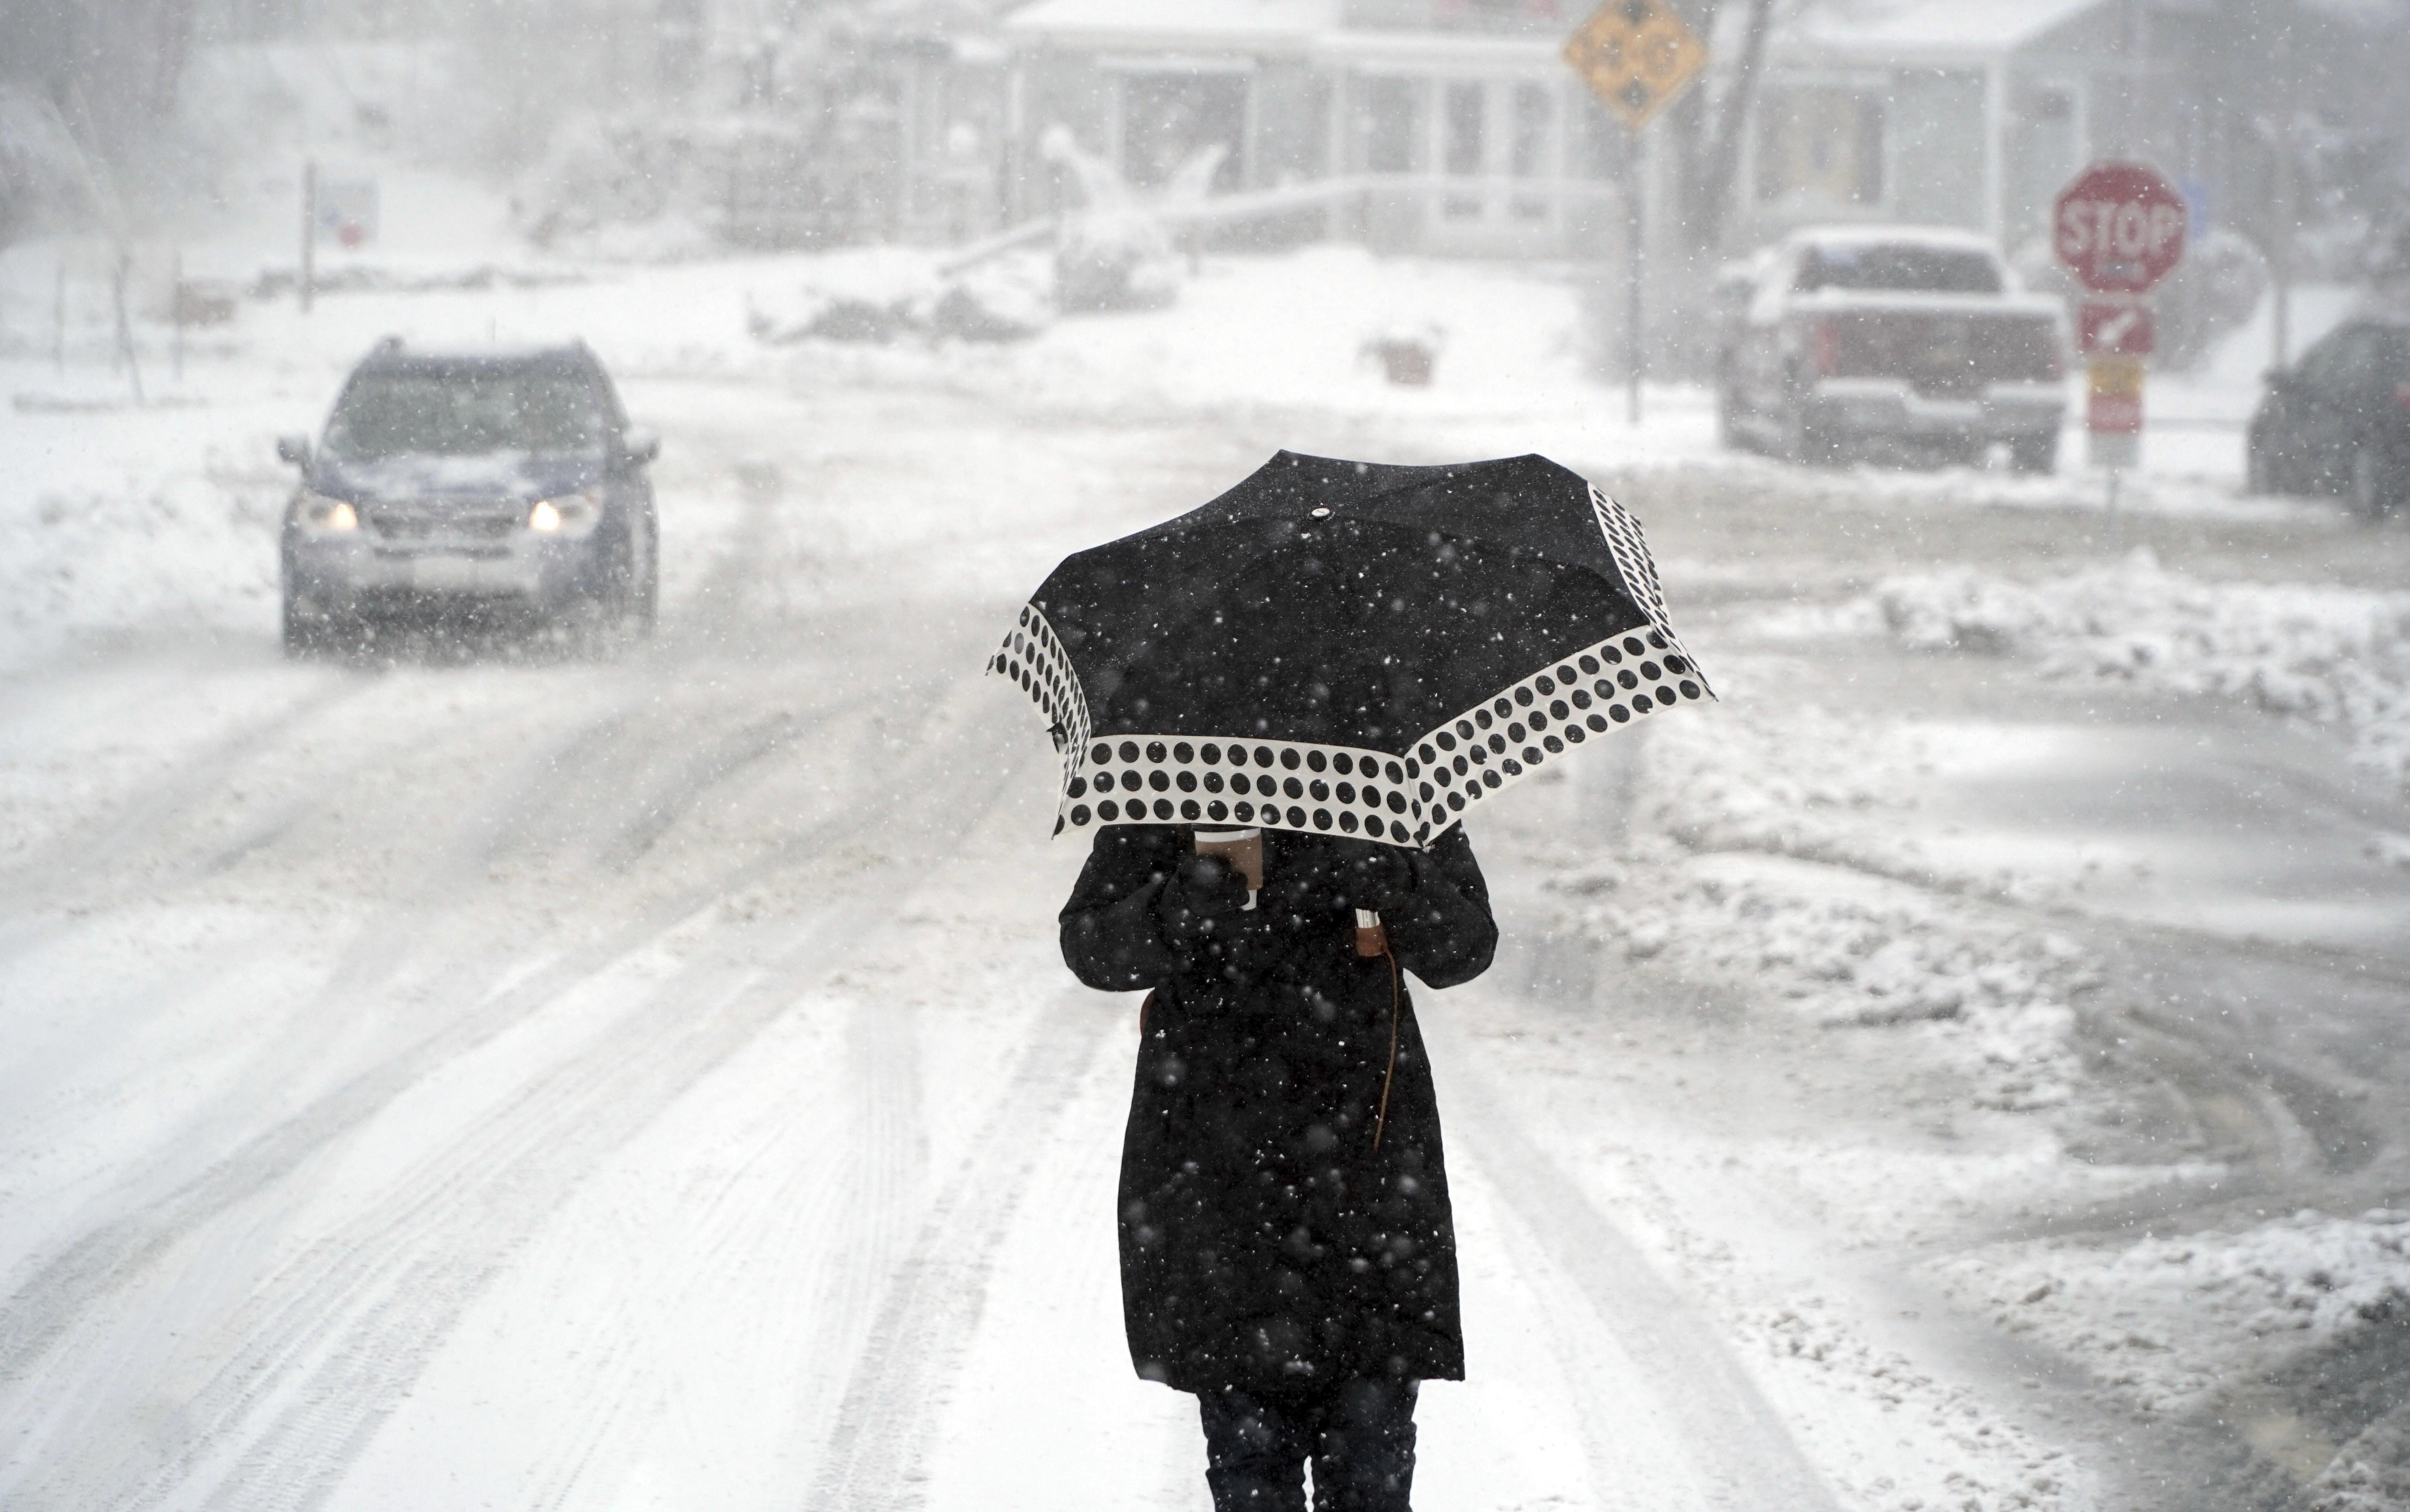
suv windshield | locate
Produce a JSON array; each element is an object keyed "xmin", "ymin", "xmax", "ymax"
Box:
[
  {"xmin": 1794, "ymin": 244, "xmax": 2003, "ymax": 294},
  {"xmin": 323, "ymin": 368, "xmax": 605, "ymax": 459}
]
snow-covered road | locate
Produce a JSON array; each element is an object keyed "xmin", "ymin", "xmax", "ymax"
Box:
[
  {"xmin": 4, "ymin": 246, "xmax": 2408, "ymax": 1511},
  {"xmin": 0, "ymin": 373, "xmax": 1872, "ymax": 1512}
]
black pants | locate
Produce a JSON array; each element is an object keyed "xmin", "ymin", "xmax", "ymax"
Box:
[{"xmin": 1197, "ymin": 1379, "xmax": 1419, "ymax": 1512}]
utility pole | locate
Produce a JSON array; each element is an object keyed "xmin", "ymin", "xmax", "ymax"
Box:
[
  {"xmin": 1626, "ymin": 133, "xmax": 1644, "ymax": 426},
  {"xmin": 110, "ymin": 248, "xmax": 143, "ymax": 404},
  {"xmin": 1563, "ymin": 0, "xmax": 1707, "ymax": 431},
  {"xmin": 301, "ymin": 161, "xmax": 318, "ymax": 314},
  {"xmin": 2270, "ymin": 4, "xmax": 2296, "ymax": 369}
]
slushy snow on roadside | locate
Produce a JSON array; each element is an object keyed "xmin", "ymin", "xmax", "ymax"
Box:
[
  {"xmin": 1573, "ymin": 675, "xmax": 2098, "ymax": 1111},
  {"xmin": 1932, "ymin": 1209, "xmax": 2410, "ymax": 1418},
  {"xmin": 1771, "ymin": 551, "xmax": 2410, "ymax": 790}
]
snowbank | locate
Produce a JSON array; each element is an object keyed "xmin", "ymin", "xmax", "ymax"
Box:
[
  {"xmin": 1588, "ymin": 683, "xmax": 2099, "ymax": 1106},
  {"xmin": 1578, "ymin": 852, "xmax": 2089, "ymax": 1109},
  {"xmin": 745, "ymin": 247, "xmax": 1050, "ymax": 345},
  {"xmin": 1787, "ymin": 551, "xmax": 2410, "ymax": 790},
  {"xmin": 0, "ymin": 406, "xmax": 287, "ymax": 665},
  {"xmin": 1932, "ymin": 1209, "xmax": 2410, "ymax": 1417}
]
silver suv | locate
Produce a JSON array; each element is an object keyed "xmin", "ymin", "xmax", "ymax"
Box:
[{"xmin": 277, "ymin": 339, "xmax": 659, "ymax": 654}]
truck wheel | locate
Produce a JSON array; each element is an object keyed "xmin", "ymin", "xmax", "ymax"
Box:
[
  {"xmin": 1789, "ymin": 413, "xmax": 1844, "ymax": 467},
  {"xmin": 2008, "ymin": 432, "xmax": 2058, "ymax": 475},
  {"xmin": 2348, "ymin": 445, "xmax": 2401, "ymax": 522}
]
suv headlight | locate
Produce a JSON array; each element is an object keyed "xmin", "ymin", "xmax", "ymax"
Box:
[
  {"xmin": 296, "ymin": 492, "xmax": 359, "ymax": 533},
  {"xmin": 527, "ymin": 488, "xmax": 604, "ymax": 539}
]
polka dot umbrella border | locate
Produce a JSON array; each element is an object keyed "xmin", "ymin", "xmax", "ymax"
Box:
[{"xmin": 988, "ymin": 457, "xmax": 1716, "ymax": 849}]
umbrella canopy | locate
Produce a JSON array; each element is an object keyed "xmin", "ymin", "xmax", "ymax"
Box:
[{"xmin": 991, "ymin": 450, "xmax": 1713, "ymax": 847}]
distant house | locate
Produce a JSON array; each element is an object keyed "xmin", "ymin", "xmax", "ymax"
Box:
[
  {"xmin": 999, "ymin": 0, "xmax": 2243, "ymax": 264},
  {"xmin": 999, "ymin": 0, "xmax": 1631, "ymax": 258},
  {"xmin": 1745, "ymin": 0, "xmax": 2202, "ymax": 259}
]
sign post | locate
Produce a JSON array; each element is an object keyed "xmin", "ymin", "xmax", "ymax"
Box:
[
  {"xmin": 300, "ymin": 161, "xmax": 317, "ymax": 315},
  {"xmin": 1565, "ymin": 0, "xmax": 1707, "ymax": 426},
  {"xmin": 2053, "ymin": 161, "xmax": 2186, "ymax": 488}
]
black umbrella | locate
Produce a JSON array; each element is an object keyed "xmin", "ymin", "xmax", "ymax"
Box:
[{"xmin": 991, "ymin": 450, "xmax": 1713, "ymax": 848}]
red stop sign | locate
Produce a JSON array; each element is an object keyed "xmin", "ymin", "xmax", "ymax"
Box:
[{"xmin": 2053, "ymin": 161, "xmax": 2187, "ymax": 293}]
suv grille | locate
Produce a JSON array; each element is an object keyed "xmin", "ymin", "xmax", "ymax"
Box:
[{"xmin": 368, "ymin": 508, "xmax": 521, "ymax": 542}]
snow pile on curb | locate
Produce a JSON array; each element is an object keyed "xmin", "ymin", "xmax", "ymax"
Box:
[
  {"xmin": 1581, "ymin": 855, "xmax": 2089, "ymax": 1109},
  {"xmin": 1747, "ymin": 1295, "xmax": 2082, "ymax": 1512},
  {"xmin": 1587, "ymin": 680, "xmax": 2096, "ymax": 1106},
  {"xmin": 1932, "ymin": 1209, "xmax": 2410, "ymax": 1416},
  {"xmin": 2308, "ymin": 1409, "xmax": 2410, "ymax": 1512},
  {"xmin": 1823, "ymin": 551, "xmax": 2410, "ymax": 788},
  {"xmin": 1632, "ymin": 692, "xmax": 2065, "ymax": 905},
  {"xmin": 0, "ymin": 426, "xmax": 284, "ymax": 665}
]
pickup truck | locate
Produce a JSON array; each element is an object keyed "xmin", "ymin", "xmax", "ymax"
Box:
[{"xmin": 1714, "ymin": 226, "xmax": 2069, "ymax": 471}]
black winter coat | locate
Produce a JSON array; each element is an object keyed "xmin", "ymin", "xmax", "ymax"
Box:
[{"xmin": 1058, "ymin": 826, "xmax": 1497, "ymax": 1395}]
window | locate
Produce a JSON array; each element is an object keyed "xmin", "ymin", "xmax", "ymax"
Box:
[
  {"xmin": 1121, "ymin": 73, "xmax": 1247, "ymax": 193},
  {"xmin": 1510, "ymin": 83, "xmax": 1550, "ymax": 178},
  {"xmin": 325, "ymin": 369, "xmax": 605, "ymax": 459},
  {"xmin": 1360, "ymin": 77, "xmax": 1420, "ymax": 174},
  {"xmin": 1443, "ymin": 82, "xmax": 1485, "ymax": 177},
  {"xmin": 2300, "ymin": 326, "xmax": 2399, "ymax": 395},
  {"xmin": 1442, "ymin": 81, "xmax": 1485, "ymax": 220},
  {"xmin": 1792, "ymin": 243, "xmax": 2004, "ymax": 294},
  {"xmin": 1573, "ymin": 95, "xmax": 1622, "ymax": 181},
  {"xmin": 1756, "ymin": 86, "xmax": 1884, "ymax": 208},
  {"xmin": 1511, "ymin": 82, "xmax": 1552, "ymax": 220}
]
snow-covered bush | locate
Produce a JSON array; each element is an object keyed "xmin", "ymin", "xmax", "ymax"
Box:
[
  {"xmin": 513, "ymin": 114, "xmax": 695, "ymax": 245},
  {"xmin": 745, "ymin": 247, "xmax": 1050, "ymax": 345},
  {"xmin": 1053, "ymin": 208, "xmax": 1181, "ymax": 313}
]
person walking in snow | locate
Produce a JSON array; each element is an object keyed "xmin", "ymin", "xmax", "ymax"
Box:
[{"xmin": 1059, "ymin": 824, "xmax": 1497, "ymax": 1512}]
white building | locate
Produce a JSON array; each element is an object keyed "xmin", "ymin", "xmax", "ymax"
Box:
[{"xmin": 999, "ymin": 0, "xmax": 2236, "ymax": 263}]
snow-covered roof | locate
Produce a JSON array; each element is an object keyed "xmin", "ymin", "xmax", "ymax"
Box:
[
  {"xmin": 1004, "ymin": 0, "xmax": 1339, "ymax": 51},
  {"xmin": 1785, "ymin": 0, "xmax": 2106, "ymax": 60}
]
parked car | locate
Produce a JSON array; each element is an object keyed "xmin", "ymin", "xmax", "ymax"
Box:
[
  {"xmin": 1716, "ymin": 225, "xmax": 2069, "ymax": 471},
  {"xmin": 277, "ymin": 339, "xmax": 659, "ymax": 655},
  {"xmin": 2245, "ymin": 315, "xmax": 2410, "ymax": 520}
]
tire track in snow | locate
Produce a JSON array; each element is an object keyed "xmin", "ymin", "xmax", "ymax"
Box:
[
  {"xmin": 0, "ymin": 437, "xmax": 784, "ymax": 950},
  {"xmin": 791, "ymin": 993, "xmax": 927, "ymax": 1431},
  {"xmin": 0, "ymin": 675, "xmax": 915, "ymax": 1396},
  {"xmin": 0, "ymin": 673, "xmax": 369, "ymax": 958},
  {"xmin": 195, "ymin": 693, "xmax": 1037, "ymax": 1512},
  {"xmin": 598, "ymin": 705, "xmax": 825, "ymax": 867},
  {"xmin": 507, "ymin": 1008, "xmax": 866, "ymax": 1512},
  {"xmin": 804, "ymin": 988, "xmax": 1113, "ymax": 1512},
  {"xmin": 1, "ymin": 633, "xmax": 895, "ymax": 1299},
  {"xmin": 0, "ymin": 680, "xmax": 1034, "ymax": 1512},
  {"xmin": 1432, "ymin": 1029, "xmax": 1841, "ymax": 1512}
]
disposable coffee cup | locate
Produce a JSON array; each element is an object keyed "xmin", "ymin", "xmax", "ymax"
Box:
[{"xmin": 1193, "ymin": 826, "xmax": 1263, "ymax": 909}]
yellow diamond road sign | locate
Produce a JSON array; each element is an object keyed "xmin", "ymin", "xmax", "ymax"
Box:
[{"xmin": 1565, "ymin": 0, "xmax": 1709, "ymax": 131}]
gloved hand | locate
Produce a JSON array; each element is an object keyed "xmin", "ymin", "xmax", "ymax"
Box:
[
  {"xmin": 1156, "ymin": 853, "xmax": 1252, "ymax": 947},
  {"xmin": 1326, "ymin": 839, "xmax": 1416, "ymax": 912}
]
